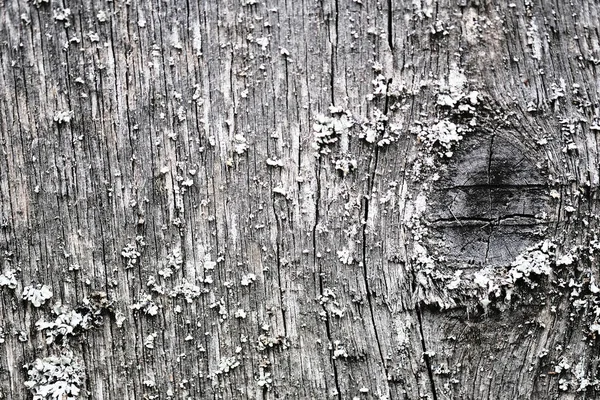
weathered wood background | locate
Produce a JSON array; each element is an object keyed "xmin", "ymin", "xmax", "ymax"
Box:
[{"xmin": 1, "ymin": 0, "xmax": 600, "ymax": 399}]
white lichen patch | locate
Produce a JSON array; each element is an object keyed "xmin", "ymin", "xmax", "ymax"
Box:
[
  {"xmin": 158, "ymin": 247, "xmax": 183, "ymax": 278},
  {"xmin": 144, "ymin": 332, "xmax": 157, "ymax": 349},
  {"xmin": 241, "ymin": 273, "xmax": 257, "ymax": 286},
  {"xmin": 272, "ymin": 185, "xmax": 289, "ymax": 197},
  {"xmin": 320, "ymin": 288, "xmax": 345, "ymax": 318},
  {"xmin": 24, "ymin": 351, "xmax": 85, "ymax": 400},
  {"xmin": 121, "ymin": 238, "xmax": 144, "ymax": 269},
  {"xmin": 319, "ymin": 288, "xmax": 337, "ymax": 304},
  {"xmin": 413, "ymin": 243, "xmax": 436, "ymax": 273},
  {"xmin": 130, "ymin": 294, "xmax": 159, "ymax": 316},
  {"xmin": 0, "ymin": 267, "xmax": 17, "ymax": 289},
  {"xmin": 257, "ymin": 333, "xmax": 288, "ymax": 351},
  {"xmin": 142, "ymin": 378, "xmax": 156, "ymax": 388},
  {"xmin": 52, "ymin": 8, "xmax": 71, "ymax": 22},
  {"xmin": 36, "ymin": 293, "xmax": 113, "ymax": 343},
  {"xmin": 447, "ymin": 240, "xmax": 557, "ymax": 305},
  {"xmin": 176, "ymin": 106, "xmax": 186, "ymax": 122},
  {"xmin": 556, "ymin": 253, "xmax": 576, "ymax": 266},
  {"xmin": 526, "ymin": 17, "xmax": 542, "ymax": 60},
  {"xmin": 554, "ymin": 358, "xmax": 600, "ymax": 392},
  {"xmin": 87, "ymin": 32, "xmax": 99, "ymax": 42},
  {"xmin": 214, "ymin": 356, "xmax": 240, "ymax": 375},
  {"xmin": 19, "ymin": 330, "xmax": 29, "ymax": 342},
  {"xmin": 358, "ymin": 108, "xmax": 401, "ymax": 146},
  {"xmin": 96, "ymin": 10, "xmax": 107, "ymax": 23},
  {"xmin": 558, "ymin": 239, "xmax": 600, "ymax": 335},
  {"xmin": 36, "ymin": 307, "xmax": 92, "ymax": 345},
  {"xmin": 53, "ymin": 110, "xmax": 74, "ymax": 124},
  {"xmin": 255, "ymin": 37, "xmax": 269, "ymax": 49},
  {"xmin": 233, "ymin": 134, "xmax": 249, "ymax": 155},
  {"xmin": 331, "ymin": 340, "xmax": 348, "ymax": 359},
  {"xmin": 446, "ymin": 270, "xmax": 463, "ymax": 290},
  {"xmin": 157, "ymin": 266, "xmax": 173, "ymax": 279},
  {"xmin": 337, "ymin": 247, "xmax": 354, "ymax": 265},
  {"xmin": 114, "ymin": 311, "xmax": 126, "ymax": 328},
  {"xmin": 146, "ymin": 275, "xmax": 165, "ymax": 295},
  {"xmin": 266, "ymin": 157, "xmax": 284, "ymax": 167},
  {"xmin": 436, "ymin": 66, "xmax": 468, "ymax": 108},
  {"xmin": 372, "ymin": 74, "xmax": 388, "ymax": 96},
  {"xmin": 170, "ymin": 279, "xmax": 207, "ymax": 303},
  {"xmin": 550, "ymin": 79, "xmax": 567, "ymax": 102},
  {"xmin": 413, "ymin": 119, "xmax": 464, "ymax": 158},
  {"xmin": 209, "ymin": 297, "xmax": 228, "ymax": 319},
  {"xmin": 507, "ymin": 240, "xmax": 554, "ymax": 285},
  {"xmin": 23, "ymin": 284, "xmax": 53, "ymax": 307},
  {"xmin": 312, "ymin": 106, "xmax": 354, "ymax": 156},
  {"xmin": 203, "ymin": 254, "xmax": 217, "ymax": 271},
  {"xmin": 333, "ymin": 154, "xmax": 357, "ymax": 176},
  {"xmin": 257, "ymin": 370, "xmax": 273, "ymax": 388}
]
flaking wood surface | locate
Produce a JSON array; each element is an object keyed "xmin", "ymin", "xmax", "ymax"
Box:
[{"xmin": 1, "ymin": 0, "xmax": 600, "ymax": 399}]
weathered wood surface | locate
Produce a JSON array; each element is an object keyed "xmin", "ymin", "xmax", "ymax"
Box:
[{"xmin": 1, "ymin": 0, "xmax": 600, "ymax": 399}]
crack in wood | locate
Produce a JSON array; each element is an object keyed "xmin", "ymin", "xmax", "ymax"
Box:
[
  {"xmin": 416, "ymin": 305, "xmax": 439, "ymax": 400},
  {"xmin": 361, "ymin": 147, "xmax": 389, "ymax": 382},
  {"xmin": 387, "ymin": 0, "xmax": 394, "ymax": 51},
  {"xmin": 427, "ymin": 213, "xmax": 546, "ymax": 225},
  {"xmin": 434, "ymin": 184, "xmax": 550, "ymax": 191},
  {"xmin": 313, "ymin": 158, "xmax": 342, "ymax": 400}
]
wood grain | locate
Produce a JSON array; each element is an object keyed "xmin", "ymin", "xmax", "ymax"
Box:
[{"xmin": 1, "ymin": 0, "xmax": 600, "ymax": 399}]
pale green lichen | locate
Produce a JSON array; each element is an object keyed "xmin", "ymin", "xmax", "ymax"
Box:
[
  {"xmin": 24, "ymin": 351, "xmax": 85, "ymax": 400},
  {"xmin": 0, "ymin": 267, "xmax": 17, "ymax": 289},
  {"xmin": 53, "ymin": 110, "xmax": 74, "ymax": 124},
  {"xmin": 413, "ymin": 119, "xmax": 464, "ymax": 158},
  {"xmin": 36, "ymin": 308, "xmax": 91, "ymax": 345},
  {"xmin": 121, "ymin": 243, "xmax": 141, "ymax": 269},
  {"xmin": 447, "ymin": 240, "xmax": 556, "ymax": 306},
  {"xmin": 130, "ymin": 294, "xmax": 159, "ymax": 316},
  {"xmin": 240, "ymin": 273, "xmax": 257, "ymax": 286},
  {"xmin": 312, "ymin": 106, "xmax": 354, "ymax": 156},
  {"xmin": 358, "ymin": 108, "xmax": 400, "ymax": 146},
  {"xmin": 23, "ymin": 284, "xmax": 53, "ymax": 307}
]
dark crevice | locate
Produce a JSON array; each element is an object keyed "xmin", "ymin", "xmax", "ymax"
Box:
[
  {"xmin": 313, "ymin": 158, "xmax": 342, "ymax": 400},
  {"xmin": 267, "ymin": 120, "xmax": 288, "ymax": 338},
  {"xmin": 334, "ymin": 0, "xmax": 339, "ymax": 49},
  {"xmin": 320, "ymin": 4, "xmax": 342, "ymax": 396},
  {"xmin": 272, "ymin": 208, "xmax": 288, "ymax": 337},
  {"xmin": 384, "ymin": 78, "xmax": 392, "ymax": 114},
  {"xmin": 501, "ymin": 237, "xmax": 517, "ymax": 260},
  {"xmin": 431, "ymin": 221, "xmax": 551, "ymax": 228},
  {"xmin": 387, "ymin": 0, "xmax": 394, "ymax": 50},
  {"xmin": 361, "ymin": 78, "xmax": 394, "ymax": 384},
  {"xmin": 428, "ymin": 213, "xmax": 542, "ymax": 224},
  {"xmin": 361, "ymin": 147, "xmax": 389, "ymax": 380},
  {"xmin": 470, "ymin": 356, "xmax": 483, "ymax": 398},
  {"xmin": 330, "ymin": 51, "xmax": 335, "ymax": 106},
  {"xmin": 486, "ymin": 133, "xmax": 494, "ymax": 174},
  {"xmin": 487, "ymin": 135, "xmax": 495, "ymax": 221},
  {"xmin": 329, "ymin": 0, "xmax": 338, "ymax": 106},
  {"xmin": 276, "ymin": 249, "xmax": 288, "ymax": 335},
  {"xmin": 416, "ymin": 305, "xmax": 439, "ymax": 400},
  {"xmin": 434, "ymin": 183, "xmax": 549, "ymax": 191},
  {"xmin": 484, "ymin": 224, "xmax": 494, "ymax": 264}
]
